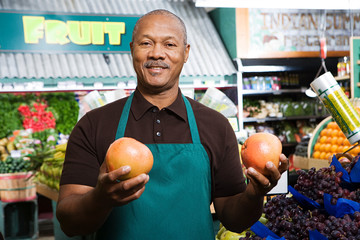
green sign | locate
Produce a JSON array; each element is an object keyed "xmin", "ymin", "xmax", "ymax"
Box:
[
  {"xmin": 0, "ymin": 11, "xmax": 140, "ymax": 53},
  {"xmin": 351, "ymin": 37, "xmax": 360, "ymax": 98}
]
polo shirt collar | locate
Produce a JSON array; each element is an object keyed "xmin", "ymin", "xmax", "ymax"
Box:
[{"xmin": 131, "ymin": 88, "xmax": 188, "ymax": 123}]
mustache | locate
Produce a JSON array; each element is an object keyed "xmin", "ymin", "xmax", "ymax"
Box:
[{"xmin": 144, "ymin": 60, "xmax": 170, "ymax": 69}]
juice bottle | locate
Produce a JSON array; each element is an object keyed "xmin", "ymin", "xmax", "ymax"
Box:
[{"xmin": 337, "ymin": 58, "xmax": 345, "ymax": 77}]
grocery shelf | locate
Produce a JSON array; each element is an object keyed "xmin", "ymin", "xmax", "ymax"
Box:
[
  {"xmin": 242, "ymin": 88, "xmax": 307, "ymax": 96},
  {"xmin": 180, "ymin": 83, "xmax": 237, "ymax": 90},
  {"xmin": 238, "ymin": 65, "xmax": 301, "ymax": 73},
  {"xmin": 334, "ymin": 75, "xmax": 350, "ymax": 81},
  {"xmin": 243, "ymin": 115, "xmax": 330, "ymax": 123}
]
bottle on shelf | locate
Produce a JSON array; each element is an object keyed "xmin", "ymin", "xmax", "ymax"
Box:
[
  {"xmin": 344, "ymin": 56, "xmax": 351, "ymax": 76},
  {"xmin": 272, "ymin": 76, "xmax": 281, "ymax": 90},
  {"xmin": 337, "ymin": 57, "xmax": 345, "ymax": 77},
  {"xmin": 337, "ymin": 56, "xmax": 350, "ymax": 77}
]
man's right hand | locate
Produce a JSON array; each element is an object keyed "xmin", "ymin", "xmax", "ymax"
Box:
[
  {"xmin": 56, "ymin": 162, "xmax": 150, "ymax": 237},
  {"xmin": 94, "ymin": 162, "xmax": 150, "ymax": 207}
]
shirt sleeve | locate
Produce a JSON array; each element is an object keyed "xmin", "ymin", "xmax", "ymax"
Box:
[
  {"xmin": 211, "ymin": 121, "xmax": 247, "ymax": 199},
  {"xmin": 60, "ymin": 113, "xmax": 100, "ymax": 187}
]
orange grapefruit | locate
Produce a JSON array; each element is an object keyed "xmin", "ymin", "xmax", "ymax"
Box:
[
  {"xmin": 241, "ymin": 132, "xmax": 282, "ymax": 176},
  {"xmin": 105, "ymin": 137, "xmax": 154, "ymax": 180}
]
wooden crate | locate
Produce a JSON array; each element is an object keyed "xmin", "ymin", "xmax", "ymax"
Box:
[
  {"xmin": 293, "ymin": 155, "xmax": 330, "ymax": 170},
  {"xmin": 0, "ymin": 172, "xmax": 36, "ymax": 202}
]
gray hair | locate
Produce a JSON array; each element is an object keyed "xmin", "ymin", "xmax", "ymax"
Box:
[{"xmin": 131, "ymin": 9, "xmax": 188, "ymax": 46}]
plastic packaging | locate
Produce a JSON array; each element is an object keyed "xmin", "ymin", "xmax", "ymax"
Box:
[
  {"xmin": 103, "ymin": 89, "xmax": 126, "ymax": 104},
  {"xmin": 199, "ymin": 87, "xmax": 238, "ymax": 117},
  {"xmin": 310, "ymin": 72, "xmax": 360, "ymax": 144},
  {"xmin": 83, "ymin": 90, "xmax": 105, "ymax": 110}
]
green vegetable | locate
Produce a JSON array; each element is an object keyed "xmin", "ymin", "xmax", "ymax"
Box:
[
  {"xmin": 0, "ymin": 93, "xmax": 79, "ymax": 138},
  {"xmin": 44, "ymin": 92, "xmax": 79, "ymax": 135},
  {"xmin": 0, "ymin": 94, "xmax": 23, "ymax": 138},
  {"xmin": 0, "ymin": 156, "xmax": 31, "ymax": 173}
]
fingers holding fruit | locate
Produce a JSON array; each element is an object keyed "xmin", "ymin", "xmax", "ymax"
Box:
[
  {"xmin": 97, "ymin": 166, "xmax": 150, "ymax": 206},
  {"xmin": 263, "ymin": 154, "xmax": 289, "ymax": 185},
  {"xmin": 110, "ymin": 173, "xmax": 149, "ymax": 205},
  {"xmin": 245, "ymin": 162, "xmax": 278, "ymax": 192},
  {"xmin": 241, "ymin": 132, "xmax": 287, "ymax": 194},
  {"xmin": 105, "ymin": 165, "xmax": 132, "ymax": 183},
  {"xmin": 245, "ymin": 154, "xmax": 288, "ymax": 195},
  {"xmin": 278, "ymin": 153, "xmax": 289, "ymax": 174},
  {"xmin": 95, "ymin": 137, "xmax": 153, "ymax": 206}
]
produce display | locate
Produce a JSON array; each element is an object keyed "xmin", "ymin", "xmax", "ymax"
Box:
[
  {"xmin": 45, "ymin": 93, "xmax": 79, "ymax": 135},
  {"xmin": 216, "ymin": 215, "xmax": 268, "ymax": 240},
  {"xmin": 243, "ymin": 97, "xmax": 325, "ymax": 119},
  {"xmin": 0, "ymin": 156, "xmax": 31, "ymax": 174},
  {"xmin": 36, "ymin": 143, "xmax": 66, "ymax": 191},
  {"xmin": 18, "ymin": 101, "xmax": 56, "ymax": 132},
  {"xmin": 0, "ymin": 92, "xmax": 79, "ymax": 139},
  {"xmin": 217, "ymin": 155, "xmax": 360, "ymax": 239},
  {"xmin": 245, "ymin": 120, "xmax": 316, "ymax": 146},
  {"xmin": 310, "ymin": 119, "xmax": 360, "ymax": 161},
  {"xmin": 0, "ymin": 129, "xmax": 57, "ymax": 168},
  {"xmin": 0, "ymin": 94, "xmax": 23, "ymax": 139},
  {"xmin": 0, "ymin": 136, "xmax": 15, "ymax": 161},
  {"xmin": 294, "ymin": 136, "xmax": 311, "ymax": 157},
  {"xmin": 0, "ymin": 93, "xmax": 78, "ymax": 194}
]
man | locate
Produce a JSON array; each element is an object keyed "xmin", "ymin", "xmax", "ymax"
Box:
[{"xmin": 56, "ymin": 9, "xmax": 288, "ymax": 239}]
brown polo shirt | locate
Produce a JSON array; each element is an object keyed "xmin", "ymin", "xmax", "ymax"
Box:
[{"xmin": 60, "ymin": 89, "xmax": 246, "ymax": 200}]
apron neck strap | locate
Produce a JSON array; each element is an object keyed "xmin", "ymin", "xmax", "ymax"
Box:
[
  {"xmin": 182, "ymin": 95, "xmax": 201, "ymax": 144},
  {"xmin": 115, "ymin": 93, "xmax": 133, "ymax": 139},
  {"xmin": 115, "ymin": 92, "xmax": 201, "ymax": 144}
]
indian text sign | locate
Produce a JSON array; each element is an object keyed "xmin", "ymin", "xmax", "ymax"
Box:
[
  {"xmin": 239, "ymin": 9, "xmax": 360, "ymax": 58},
  {"xmin": 0, "ymin": 11, "xmax": 139, "ymax": 53}
]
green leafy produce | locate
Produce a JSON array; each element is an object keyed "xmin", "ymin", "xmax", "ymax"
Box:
[
  {"xmin": 243, "ymin": 99, "xmax": 261, "ymax": 117},
  {"xmin": 0, "ymin": 93, "xmax": 79, "ymax": 138},
  {"xmin": 0, "ymin": 94, "xmax": 23, "ymax": 138},
  {"xmin": 44, "ymin": 93, "xmax": 79, "ymax": 135},
  {"xmin": 31, "ymin": 128, "xmax": 58, "ymax": 145}
]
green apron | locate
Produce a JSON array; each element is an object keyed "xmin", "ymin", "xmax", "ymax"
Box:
[{"xmin": 95, "ymin": 93, "xmax": 214, "ymax": 239}]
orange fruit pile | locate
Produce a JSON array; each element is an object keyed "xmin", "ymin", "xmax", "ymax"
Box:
[{"xmin": 312, "ymin": 121, "xmax": 360, "ymax": 160}]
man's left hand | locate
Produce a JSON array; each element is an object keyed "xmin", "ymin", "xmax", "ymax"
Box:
[{"xmin": 245, "ymin": 153, "xmax": 288, "ymax": 196}]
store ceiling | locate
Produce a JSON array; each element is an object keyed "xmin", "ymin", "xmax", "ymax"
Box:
[{"xmin": 0, "ymin": 0, "xmax": 236, "ymax": 81}]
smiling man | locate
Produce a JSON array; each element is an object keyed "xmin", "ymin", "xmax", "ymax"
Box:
[
  {"xmin": 130, "ymin": 11, "xmax": 190, "ymax": 107},
  {"xmin": 56, "ymin": 9, "xmax": 288, "ymax": 239}
]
